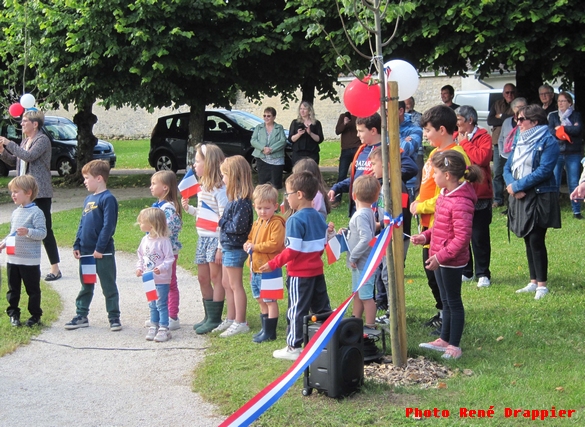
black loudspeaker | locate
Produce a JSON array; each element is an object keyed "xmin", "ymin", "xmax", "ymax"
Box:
[{"xmin": 303, "ymin": 317, "xmax": 364, "ymax": 398}]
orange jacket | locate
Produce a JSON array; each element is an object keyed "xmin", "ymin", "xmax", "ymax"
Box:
[{"xmin": 246, "ymin": 215, "xmax": 286, "ymax": 273}]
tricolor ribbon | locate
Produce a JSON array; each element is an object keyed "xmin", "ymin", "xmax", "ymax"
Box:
[{"xmin": 219, "ymin": 225, "xmax": 393, "ymax": 427}]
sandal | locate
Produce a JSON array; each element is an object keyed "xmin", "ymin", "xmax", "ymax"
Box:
[
  {"xmin": 441, "ymin": 345, "xmax": 462, "ymax": 359},
  {"xmin": 45, "ymin": 271, "xmax": 62, "ymax": 281}
]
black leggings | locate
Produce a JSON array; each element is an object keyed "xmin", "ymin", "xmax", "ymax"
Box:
[
  {"xmin": 524, "ymin": 225, "xmax": 548, "ymax": 283},
  {"xmin": 434, "ymin": 266, "xmax": 464, "ymax": 347},
  {"xmin": 35, "ymin": 198, "xmax": 60, "ymax": 265}
]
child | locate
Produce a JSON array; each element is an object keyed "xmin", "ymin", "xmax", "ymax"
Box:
[
  {"xmin": 343, "ymin": 174, "xmax": 380, "ymax": 330},
  {"xmin": 182, "ymin": 144, "xmax": 229, "ymax": 334},
  {"xmin": 0, "ymin": 175, "xmax": 46, "ymax": 327},
  {"xmin": 216, "ymin": 155, "xmax": 254, "ymax": 337},
  {"xmin": 410, "ymin": 105, "xmax": 469, "ymax": 335},
  {"xmin": 65, "ymin": 160, "xmax": 121, "ymax": 331},
  {"xmin": 411, "ymin": 151, "xmax": 482, "ymax": 360},
  {"xmin": 292, "ymin": 158, "xmax": 331, "ymax": 220},
  {"xmin": 136, "ymin": 208, "xmax": 176, "ymax": 342},
  {"xmin": 260, "ymin": 171, "xmax": 330, "ymax": 361},
  {"xmin": 149, "ymin": 170, "xmax": 183, "ymax": 330},
  {"xmin": 243, "ymin": 184, "xmax": 286, "ymax": 343}
]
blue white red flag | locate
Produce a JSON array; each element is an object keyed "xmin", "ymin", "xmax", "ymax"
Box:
[
  {"xmin": 178, "ymin": 169, "xmax": 201, "ymax": 199},
  {"xmin": 196, "ymin": 201, "xmax": 219, "ymax": 232},
  {"xmin": 5, "ymin": 232, "xmax": 16, "ymax": 255},
  {"xmin": 260, "ymin": 268, "xmax": 284, "ymax": 300},
  {"xmin": 325, "ymin": 233, "xmax": 349, "ymax": 265},
  {"xmin": 142, "ymin": 271, "xmax": 158, "ymax": 302},
  {"xmin": 80, "ymin": 256, "xmax": 97, "ymax": 284}
]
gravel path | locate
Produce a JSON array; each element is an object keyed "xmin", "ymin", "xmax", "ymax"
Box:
[{"xmin": 0, "ymin": 188, "xmax": 223, "ymax": 427}]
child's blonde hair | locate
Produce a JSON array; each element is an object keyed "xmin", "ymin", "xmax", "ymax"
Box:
[
  {"xmin": 196, "ymin": 143, "xmax": 224, "ymax": 191},
  {"xmin": 82, "ymin": 160, "xmax": 110, "ymax": 182},
  {"xmin": 8, "ymin": 175, "xmax": 38, "ymax": 201},
  {"xmin": 292, "ymin": 158, "xmax": 331, "ymax": 214},
  {"xmin": 352, "ymin": 174, "xmax": 381, "ymax": 204},
  {"xmin": 253, "ymin": 183, "xmax": 279, "ymax": 205},
  {"xmin": 220, "ymin": 155, "xmax": 254, "ymax": 201},
  {"xmin": 152, "ymin": 170, "xmax": 182, "ymax": 219},
  {"xmin": 137, "ymin": 208, "xmax": 169, "ymax": 238}
]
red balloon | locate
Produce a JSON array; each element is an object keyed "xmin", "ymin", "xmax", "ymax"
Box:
[
  {"xmin": 343, "ymin": 76, "xmax": 381, "ymax": 117},
  {"xmin": 8, "ymin": 103, "xmax": 25, "ymax": 117}
]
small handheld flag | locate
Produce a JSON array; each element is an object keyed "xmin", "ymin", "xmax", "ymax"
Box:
[
  {"xmin": 80, "ymin": 256, "xmax": 97, "ymax": 284},
  {"xmin": 178, "ymin": 169, "xmax": 201, "ymax": 199},
  {"xmin": 142, "ymin": 271, "xmax": 158, "ymax": 302},
  {"xmin": 5, "ymin": 232, "xmax": 16, "ymax": 255},
  {"xmin": 260, "ymin": 268, "xmax": 284, "ymax": 300},
  {"xmin": 196, "ymin": 201, "xmax": 220, "ymax": 232},
  {"xmin": 325, "ymin": 233, "xmax": 349, "ymax": 265}
]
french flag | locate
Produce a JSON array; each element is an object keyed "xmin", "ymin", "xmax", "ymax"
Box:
[
  {"xmin": 260, "ymin": 268, "xmax": 284, "ymax": 300},
  {"xmin": 280, "ymin": 201, "xmax": 285, "ymax": 214},
  {"xmin": 142, "ymin": 271, "xmax": 158, "ymax": 302},
  {"xmin": 5, "ymin": 232, "xmax": 16, "ymax": 255},
  {"xmin": 80, "ymin": 256, "xmax": 96, "ymax": 284},
  {"xmin": 196, "ymin": 201, "xmax": 219, "ymax": 232},
  {"xmin": 178, "ymin": 169, "xmax": 201, "ymax": 199},
  {"xmin": 325, "ymin": 233, "xmax": 349, "ymax": 265}
]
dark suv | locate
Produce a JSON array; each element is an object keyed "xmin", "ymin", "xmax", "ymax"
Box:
[
  {"xmin": 148, "ymin": 109, "xmax": 292, "ymax": 172},
  {"xmin": 0, "ymin": 116, "xmax": 116, "ymax": 176}
]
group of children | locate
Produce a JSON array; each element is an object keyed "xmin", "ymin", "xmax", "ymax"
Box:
[{"xmin": 2, "ymin": 104, "xmax": 485, "ymax": 362}]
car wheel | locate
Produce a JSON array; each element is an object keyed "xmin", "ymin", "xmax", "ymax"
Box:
[
  {"xmin": 155, "ymin": 152, "xmax": 178, "ymax": 172},
  {"xmin": 249, "ymin": 156, "xmax": 258, "ymax": 173},
  {"xmin": 56, "ymin": 157, "xmax": 76, "ymax": 176},
  {"xmin": 0, "ymin": 161, "xmax": 9, "ymax": 177}
]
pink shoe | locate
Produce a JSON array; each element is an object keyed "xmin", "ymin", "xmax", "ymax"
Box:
[
  {"xmin": 419, "ymin": 338, "xmax": 449, "ymax": 352},
  {"xmin": 442, "ymin": 345, "xmax": 462, "ymax": 359}
]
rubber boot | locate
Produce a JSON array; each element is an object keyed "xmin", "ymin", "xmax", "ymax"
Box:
[
  {"xmin": 193, "ymin": 299, "xmax": 210, "ymax": 330},
  {"xmin": 253, "ymin": 317, "xmax": 278, "ymax": 343},
  {"xmin": 195, "ymin": 300, "xmax": 224, "ymax": 334},
  {"xmin": 253, "ymin": 313, "xmax": 268, "ymax": 339}
]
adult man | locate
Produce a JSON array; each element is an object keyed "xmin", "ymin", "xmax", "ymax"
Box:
[
  {"xmin": 333, "ymin": 112, "xmax": 361, "ymax": 206},
  {"xmin": 441, "ymin": 85, "xmax": 459, "ymax": 110},
  {"xmin": 405, "ymin": 97, "xmax": 422, "ymax": 125},
  {"xmin": 539, "ymin": 84, "xmax": 557, "ymax": 115},
  {"xmin": 487, "ymin": 83, "xmax": 516, "ymax": 207}
]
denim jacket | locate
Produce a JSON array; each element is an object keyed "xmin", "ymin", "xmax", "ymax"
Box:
[{"xmin": 503, "ymin": 128, "xmax": 559, "ymax": 194}]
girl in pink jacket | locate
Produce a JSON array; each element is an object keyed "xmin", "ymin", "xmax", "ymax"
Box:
[{"xmin": 411, "ymin": 151, "xmax": 483, "ymax": 360}]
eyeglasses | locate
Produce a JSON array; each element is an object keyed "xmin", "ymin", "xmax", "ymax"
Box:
[
  {"xmin": 504, "ymin": 91, "xmax": 515, "ymax": 95},
  {"xmin": 283, "ymin": 191, "xmax": 295, "ymax": 197},
  {"xmin": 263, "ymin": 115, "xmax": 273, "ymax": 118},
  {"xmin": 539, "ymin": 92, "xmax": 553, "ymax": 96},
  {"xmin": 517, "ymin": 117, "xmax": 527, "ymax": 123}
]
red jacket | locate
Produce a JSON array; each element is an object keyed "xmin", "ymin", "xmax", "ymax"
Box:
[
  {"xmin": 422, "ymin": 181, "xmax": 477, "ymax": 268},
  {"xmin": 456, "ymin": 128, "xmax": 493, "ymax": 200}
]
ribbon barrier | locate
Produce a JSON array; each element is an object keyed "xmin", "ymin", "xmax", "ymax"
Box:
[{"xmin": 220, "ymin": 219, "xmax": 396, "ymax": 426}]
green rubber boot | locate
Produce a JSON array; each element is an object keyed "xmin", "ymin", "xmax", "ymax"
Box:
[
  {"xmin": 195, "ymin": 300, "xmax": 224, "ymax": 334},
  {"xmin": 193, "ymin": 299, "xmax": 211, "ymax": 330}
]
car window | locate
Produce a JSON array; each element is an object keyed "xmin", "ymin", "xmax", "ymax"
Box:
[
  {"xmin": 45, "ymin": 122, "xmax": 77, "ymax": 140},
  {"xmin": 167, "ymin": 116, "xmax": 188, "ymax": 138},
  {"xmin": 222, "ymin": 111, "xmax": 261, "ymax": 131}
]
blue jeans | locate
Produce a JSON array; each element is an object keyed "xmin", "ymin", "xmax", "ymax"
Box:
[
  {"xmin": 149, "ymin": 284, "xmax": 170, "ymax": 328},
  {"xmin": 554, "ymin": 153, "xmax": 582, "ymax": 214}
]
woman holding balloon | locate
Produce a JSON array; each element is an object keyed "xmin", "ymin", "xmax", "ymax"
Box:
[{"xmin": 0, "ymin": 107, "xmax": 62, "ymax": 280}]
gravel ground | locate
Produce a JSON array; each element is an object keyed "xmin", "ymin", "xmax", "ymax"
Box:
[{"xmin": 0, "ymin": 188, "xmax": 223, "ymax": 427}]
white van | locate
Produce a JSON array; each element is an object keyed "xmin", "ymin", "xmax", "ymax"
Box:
[{"xmin": 453, "ymin": 89, "xmax": 504, "ymax": 132}]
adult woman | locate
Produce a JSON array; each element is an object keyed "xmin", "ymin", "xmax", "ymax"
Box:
[
  {"xmin": 250, "ymin": 107, "xmax": 287, "ymax": 189},
  {"xmin": 0, "ymin": 110, "xmax": 61, "ymax": 280},
  {"xmin": 504, "ymin": 105, "xmax": 560, "ymax": 300},
  {"xmin": 455, "ymin": 105, "xmax": 493, "ymax": 288},
  {"xmin": 288, "ymin": 101, "xmax": 324, "ymax": 166},
  {"xmin": 548, "ymin": 92, "xmax": 583, "ymax": 219}
]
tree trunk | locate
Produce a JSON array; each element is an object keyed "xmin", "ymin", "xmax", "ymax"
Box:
[
  {"xmin": 187, "ymin": 99, "xmax": 206, "ymax": 168},
  {"xmin": 515, "ymin": 59, "xmax": 543, "ymax": 105},
  {"xmin": 72, "ymin": 101, "xmax": 98, "ymax": 182}
]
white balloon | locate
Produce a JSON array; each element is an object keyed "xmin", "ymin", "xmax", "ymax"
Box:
[
  {"xmin": 20, "ymin": 93, "xmax": 36, "ymax": 109},
  {"xmin": 384, "ymin": 60, "xmax": 419, "ymax": 101}
]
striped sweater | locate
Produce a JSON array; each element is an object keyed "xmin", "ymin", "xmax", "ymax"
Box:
[
  {"xmin": 185, "ymin": 185, "xmax": 228, "ymax": 244},
  {"xmin": 2, "ymin": 204, "xmax": 47, "ymax": 265}
]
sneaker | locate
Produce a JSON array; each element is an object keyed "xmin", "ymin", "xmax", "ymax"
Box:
[
  {"xmin": 144, "ymin": 319, "xmax": 153, "ymax": 328},
  {"xmin": 462, "ymin": 274, "xmax": 474, "ymax": 282},
  {"xmin": 64, "ymin": 315, "xmax": 89, "ymax": 330},
  {"xmin": 423, "ymin": 313, "xmax": 442, "ymax": 328},
  {"xmin": 220, "ymin": 322, "xmax": 250, "ymax": 337},
  {"xmin": 477, "ymin": 277, "xmax": 491, "ymax": 288},
  {"xmin": 535, "ymin": 287, "xmax": 549, "ymax": 300},
  {"xmin": 154, "ymin": 327, "xmax": 171, "ymax": 342},
  {"xmin": 574, "ymin": 213, "xmax": 583, "ymax": 220},
  {"xmin": 146, "ymin": 326, "xmax": 158, "ymax": 341},
  {"xmin": 212, "ymin": 319, "xmax": 234, "ymax": 333},
  {"xmin": 109, "ymin": 318, "xmax": 122, "ymax": 332},
  {"xmin": 273, "ymin": 345, "xmax": 302, "ymax": 361},
  {"xmin": 419, "ymin": 338, "xmax": 449, "ymax": 352},
  {"xmin": 10, "ymin": 316, "xmax": 21, "ymax": 327},
  {"xmin": 375, "ymin": 313, "xmax": 389, "ymax": 325},
  {"xmin": 25, "ymin": 316, "xmax": 41, "ymax": 327},
  {"xmin": 442, "ymin": 345, "xmax": 462, "ymax": 359},
  {"xmin": 516, "ymin": 282, "xmax": 537, "ymax": 293},
  {"xmin": 429, "ymin": 327, "xmax": 441, "ymax": 336},
  {"xmin": 169, "ymin": 317, "xmax": 181, "ymax": 331}
]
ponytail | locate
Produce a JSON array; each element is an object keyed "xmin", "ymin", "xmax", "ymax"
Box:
[{"xmin": 463, "ymin": 164, "xmax": 483, "ymax": 184}]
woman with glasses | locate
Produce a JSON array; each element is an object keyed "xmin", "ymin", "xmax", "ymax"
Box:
[
  {"xmin": 0, "ymin": 110, "xmax": 62, "ymax": 281},
  {"xmin": 250, "ymin": 107, "xmax": 287, "ymax": 189},
  {"xmin": 548, "ymin": 92, "xmax": 583, "ymax": 219},
  {"xmin": 504, "ymin": 105, "xmax": 560, "ymax": 300},
  {"xmin": 288, "ymin": 101, "xmax": 324, "ymax": 166}
]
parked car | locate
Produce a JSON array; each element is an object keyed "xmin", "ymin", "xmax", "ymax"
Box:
[
  {"xmin": 0, "ymin": 116, "xmax": 116, "ymax": 176},
  {"xmin": 148, "ymin": 109, "xmax": 293, "ymax": 173},
  {"xmin": 452, "ymin": 89, "xmax": 503, "ymax": 132}
]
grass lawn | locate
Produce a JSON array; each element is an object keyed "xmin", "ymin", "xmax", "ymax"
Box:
[{"xmin": 1, "ymin": 173, "xmax": 584, "ymax": 425}]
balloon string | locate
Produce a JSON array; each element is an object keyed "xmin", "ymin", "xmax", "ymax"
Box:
[{"xmin": 22, "ymin": 5, "xmax": 28, "ymax": 94}]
